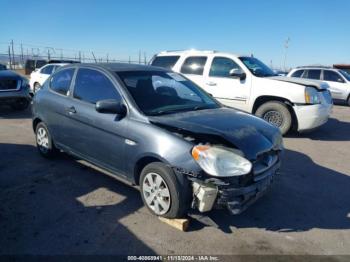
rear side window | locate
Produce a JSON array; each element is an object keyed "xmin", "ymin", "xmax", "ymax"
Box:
[
  {"xmin": 50, "ymin": 68, "xmax": 75, "ymax": 95},
  {"xmin": 209, "ymin": 57, "xmax": 241, "ymax": 77},
  {"xmin": 151, "ymin": 56, "xmax": 180, "ymax": 69},
  {"xmin": 73, "ymin": 68, "xmax": 121, "ymax": 104},
  {"xmin": 41, "ymin": 65, "xmax": 55, "ymax": 75},
  {"xmin": 180, "ymin": 56, "xmax": 207, "ymax": 75},
  {"xmin": 304, "ymin": 70, "xmax": 321, "ymax": 80},
  {"xmin": 291, "ymin": 70, "xmax": 303, "ymax": 78},
  {"xmin": 323, "ymin": 70, "xmax": 344, "ymax": 82}
]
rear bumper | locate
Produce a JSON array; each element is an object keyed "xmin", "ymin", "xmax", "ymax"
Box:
[
  {"xmin": 294, "ymin": 102, "xmax": 332, "ymax": 132},
  {"xmin": 216, "ymin": 161, "xmax": 280, "ymax": 214},
  {"xmin": 0, "ymin": 88, "xmax": 31, "ymax": 102}
]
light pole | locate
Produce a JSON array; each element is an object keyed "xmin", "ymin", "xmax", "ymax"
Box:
[{"xmin": 283, "ymin": 37, "xmax": 290, "ymax": 72}]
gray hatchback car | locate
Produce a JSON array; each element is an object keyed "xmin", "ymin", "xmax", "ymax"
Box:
[{"xmin": 32, "ymin": 63, "xmax": 283, "ymax": 218}]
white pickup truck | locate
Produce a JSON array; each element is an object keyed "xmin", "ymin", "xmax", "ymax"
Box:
[{"xmin": 150, "ymin": 50, "xmax": 333, "ymax": 135}]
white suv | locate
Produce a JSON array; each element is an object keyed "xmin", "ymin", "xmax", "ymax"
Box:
[
  {"xmin": 288, "ymin": 66, "xmax": 350, "ymax": 106},
  {"xmin": 29, "ymin": 63, "xmax": 68, "ymax": 93},
  {"xmin": 150, "ymin": 50, "xmax": 332, "ymax": 135}
]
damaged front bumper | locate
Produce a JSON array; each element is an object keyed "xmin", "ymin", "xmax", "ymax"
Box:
[
  {"xmin": 216, "ymin": 161, "xmax": 280, "ymax": 214},
  {"xmin": 186, "ymin": 153, "xmax": 281, "ymax": 215}
]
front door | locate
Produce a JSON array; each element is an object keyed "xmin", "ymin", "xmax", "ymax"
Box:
[
  {"xmin": 323, "ymin": 70, "xmax": 348, "ymax": 100},
  {"xmin": 203, "ymin": 56, "xmax": 251, "ymax": 112},
  {"xmin": 64, "ymin": 68, "xmax": 127, "ymax": 175}
]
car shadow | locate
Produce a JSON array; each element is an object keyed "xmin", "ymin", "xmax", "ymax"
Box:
[
  {"xmin": 191, "ymin": 148, "xmax": 350, "ymax": 233},
  {"xmin": 0, "ymin": 105, "xmax": 32, "ymax": 119},
  {"xmin": 286, "ymin": 117, "xmax": 350, "ymax": 142},
  {"xmin": 0, "ymin": 143, "xmax": 156, "ymax": 255}
]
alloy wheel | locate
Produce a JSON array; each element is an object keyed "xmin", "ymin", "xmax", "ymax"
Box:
[
  {"xmin": 36, "ymin": 127, "xmax": 49, "ymax": 152},
  {"xmin": 142, "ymin": 172, "xmax": 171, "ymax": 215}
]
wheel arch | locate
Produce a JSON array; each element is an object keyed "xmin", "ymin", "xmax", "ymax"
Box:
[
  {"xmin": 32, "ymin": 117, "xmax": 42, "ymax": 132},
  {"xmin": 133, "ymin": 155, "xmax": 164, "ymax": 185},
  {"xmin": 252, "ymin": 96, "xmax": 298, "ymax": 131}
]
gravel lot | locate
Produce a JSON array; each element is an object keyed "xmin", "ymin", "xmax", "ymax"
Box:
[{"xmin": 0, "ymin": 104, "xmax": 349, "ymax": 256}]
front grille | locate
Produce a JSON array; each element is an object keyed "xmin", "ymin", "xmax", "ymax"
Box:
[
  {"xmin": 0, "ymin": 79, "xmax": 20, "ymax": 91},
  {"xmin": 252, "ymin": 150, "xmax": 279, "ymax": 181}
]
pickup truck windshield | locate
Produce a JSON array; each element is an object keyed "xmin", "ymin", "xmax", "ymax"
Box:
[
  {"xmin": 117, "ymin": 70, "xmax": 220, "ymax": 116},
  {"xmin": 239, "ymin": 57, "xmax": 277, "ymax": 77},
  {"xmin": 339, "ymin": 70, "xmax": 350, "ymax": 81}
]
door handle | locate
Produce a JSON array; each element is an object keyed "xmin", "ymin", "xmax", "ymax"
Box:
[
  {"xmin": 206, "ymin": 81, "xmax": 217, "ymax": 86},
  {"xmin": 66, "ymin": 106, "xmax": 76, "ymax": 114}
]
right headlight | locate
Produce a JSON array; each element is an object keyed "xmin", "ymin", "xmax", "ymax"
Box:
[
  {"xmin": 305, "ymin": 86, "xmax": 321, "ymax": 104},
  {"xmin": 191, "ymin": 145, "xmax": 252, "ymax": 177}
]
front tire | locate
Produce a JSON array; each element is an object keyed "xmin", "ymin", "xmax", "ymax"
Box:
[
  {"xmin": 35, "ymin": 122, "xmax": 57, "ymax": 158},
  {"xmin": 140, "ymin": 162, "xmax": 190, "ymax": 218},
  {"xmin": 255, "ymin": 101, "xmax": 292, "ymax": 135}
]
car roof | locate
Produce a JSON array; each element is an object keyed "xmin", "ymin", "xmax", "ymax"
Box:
[
  {"xmin": 0, "ymin": 70, "xmax": 23, "ymax": 79},
  {"xmin": 291, "ymin": 67, "xmax": 341, "ymax": 73},
  {"xmin": 45, "ymin": 63, "xmax": 69, "ymax": 66},
  {"xmin": 68, "ymin": 63, "xmax": 169, "ymax": 72},
  {"xmin": 156, "ymin": 49, "xmax": 243, "ymax": 58}
]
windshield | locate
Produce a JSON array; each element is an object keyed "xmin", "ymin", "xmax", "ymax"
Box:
[
  {"xmin": 239, "ymin": 57, "xmax": 276, "ymax": 77},
  {"xmin": 117, "ymin": 70, "xmax": 220, "ymax": 116},
  {"xmin": 339, "ymin": 70, "xmax": 350, "ymax": 81}
]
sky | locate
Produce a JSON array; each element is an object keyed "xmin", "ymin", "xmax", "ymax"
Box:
[{"xmin": 1, "ymin": 0, "xmax": 349, "ymax": 69}]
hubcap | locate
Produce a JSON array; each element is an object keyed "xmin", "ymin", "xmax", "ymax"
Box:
[
  {"xmin": 263, "ymin": 110, "xmax": 284, "ymax": 127},
  {"xmin": 142, "ymin": 173, "xmax": 171, "ymax": 215},
  {"xmin": 36, "ymin": 127, "xmax": 49, "ymax": 151}
]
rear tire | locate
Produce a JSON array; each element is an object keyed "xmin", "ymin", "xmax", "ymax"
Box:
[
  {"xmin": 139, "ymin": 162, "xmax": 190, "ymax": 218},
  {"xmin": 35, "ymin": 122, "xmax": 57, "ymax": 158},
  {"xmin": 255, "ymin": 101, "xmax": 292, "ymax": 135},
  {"xmin": 347, "ymin": 96, "xmax": 350, "ymax": 107}
]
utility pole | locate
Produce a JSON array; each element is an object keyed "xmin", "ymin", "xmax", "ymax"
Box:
[
  {"xmin": 144, "ymin": 52, "xmax": 147, "ymax": 65},
  {"xmin": 8, "ymin": 46, "xmax": 12, "ymax": 69},
  {"xmin": 47, "ymin": 48, "xmax": 51, "ymax": 60},
  {"xmin": 283, "ymin": 37, "xmax": 290, "ymax": 71},
  {"xmin": 11, "ymin": 40, "xmax": 15, "ymax": 68},
  {"xmin": 128, "ymin": 56, "xmax": 131, "ymax": 64},
  {"xmin": 106, "ymin": 53, "xmax": 109, "ymax": 63},
  {"xmin": 79, "ymin": 51, "xmax": 82, "ymax": 62},
  {"xmin": 139, "ymin": 50, "xmax": 141, "ymax": 64},
  {"xmin": 20, "ymin": 43, "xmax": 24, "ymax": 64}
]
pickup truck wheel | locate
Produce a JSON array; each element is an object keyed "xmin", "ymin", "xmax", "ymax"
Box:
[
  {"xmin": 140, "ymin": 162, "xmax": 189, "ymax": 218},
  {"xmin": 347, "ymin": 96, "xmax": 350, "ymax": 106},
  {"xmin": 35, "ymin": 122, "xmax": 57, "ymax": 158},
  {"xmin": 255, "ymin": 101, "xmax": 292, "ymax": 135},
  {"xmin": 11, "ymin": 98, "xmax": 29, "ymax": 111}
]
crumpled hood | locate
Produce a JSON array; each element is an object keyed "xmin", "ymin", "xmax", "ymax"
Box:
[
  {"xmin": 149, "ymin": 107, "xmax": 283, "ymax": 160},
  {"xmin": 268, "ymin": 76, "xmax": 329, "ymax": 90}
]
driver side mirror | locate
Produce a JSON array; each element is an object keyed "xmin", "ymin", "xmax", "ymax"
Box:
[
  {"xmin": 229, "ymin": 68, "xmax": 246, "ymax": 80},
  {"xmin": 96, "ymin": 99, "xmax": 127, "ymax": 117}
]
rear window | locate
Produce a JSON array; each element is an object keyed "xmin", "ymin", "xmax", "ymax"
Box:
[
  {"xmin": 291, "ymin": 70, "xmax": 303, "ymax": 78},
  {"xmin": 50, "ymin": 68, "xmax": 75, "ymax": 96},
  {"xmin": 180, "ymin": 56, "xmax": 207, "ymax": 75},
  {"xmin": 304, "ymin": 70, "xmax": 321, "ymax": 80},
  {"xmin": 151, "ymin": 56, "xmax": 180, "ymax": 69}
]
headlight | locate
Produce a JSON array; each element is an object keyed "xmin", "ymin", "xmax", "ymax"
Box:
[
  {"xmin": 191, "ymin": 145, "xmax": 252, "ymax": 177},
  {"xmin": 305, "ymin": 86, "xmax": 321, "ymax": 104}
]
